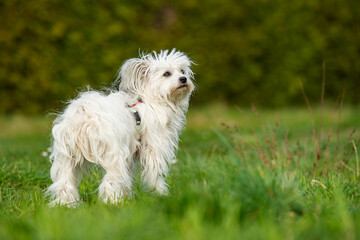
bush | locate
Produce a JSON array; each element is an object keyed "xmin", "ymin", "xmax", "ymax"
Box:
[{"xmin": 0, "ymin": 0, "xmax": 359, "ymax": 114}]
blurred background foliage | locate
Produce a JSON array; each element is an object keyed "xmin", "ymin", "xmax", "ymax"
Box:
[{"xmin": 0, "ymin": 0, "xmax": 359, "ymax": 114}]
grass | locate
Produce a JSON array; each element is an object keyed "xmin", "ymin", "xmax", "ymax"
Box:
[{"xmin": 0, "ymin": 105, "xmax": 359, "ymax": 239}]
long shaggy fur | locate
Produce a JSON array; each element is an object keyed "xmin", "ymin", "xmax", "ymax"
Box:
[{"xmin": 47, "ymin": 49, "xmax": 195, "ymax": 206}]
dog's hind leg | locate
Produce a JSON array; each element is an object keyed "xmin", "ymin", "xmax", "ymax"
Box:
[
  {"xmin": 47, "ymin": 154, "xmax": 83, "ymax": 207},
  {"xmin": 47, "ymin": 122, "xmax": 84, "ymax": 207},
  {"xmin": 98, "ymin": 152, "xmax": 133, "ymax": 204}
]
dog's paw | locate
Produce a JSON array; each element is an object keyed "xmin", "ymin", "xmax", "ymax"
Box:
[{"xmin": 155, "ymin": 181, "xmax": 169, "ymax": 196}]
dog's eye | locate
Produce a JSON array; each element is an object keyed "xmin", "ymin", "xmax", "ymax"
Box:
[
  {"xmin": 163, "ymin": 72, "xmax": 171, "ymax": 77},
  {"xmin": 181, "ymin": 70, "xmax": 185, "ymax": 74}
]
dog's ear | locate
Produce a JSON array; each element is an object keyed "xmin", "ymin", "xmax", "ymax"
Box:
[{"xmin": 117, "ymin": 58, "xmax": 149, "ymax": 94}]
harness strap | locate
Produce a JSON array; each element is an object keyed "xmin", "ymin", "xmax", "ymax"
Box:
[{"xmin": 127, "ymin": 99, "xmax": 143, "ymax": 126}]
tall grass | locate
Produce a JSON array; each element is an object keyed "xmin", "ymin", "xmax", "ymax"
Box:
[
  {"xmin": 218, "ymin": 73, "xmax": 360, "ymax": 177},
  {"xmin": 0, "ymin": 105, "xmax": 359, "ymax": 239},
  {"xmin": 220, "ymin": 105, "xmax": 359, "ymax": 175}
]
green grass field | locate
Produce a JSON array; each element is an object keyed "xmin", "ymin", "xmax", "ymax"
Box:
[{"xmin": 0, "ymin": 105, "xmax": 359, "ymax": 239}]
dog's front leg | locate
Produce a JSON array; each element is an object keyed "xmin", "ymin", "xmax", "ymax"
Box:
[{"xmin": 140, "ymin": 146, "xmax": 170, "ymax": 195}]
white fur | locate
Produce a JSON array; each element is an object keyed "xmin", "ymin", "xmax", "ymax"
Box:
[{"xmin": 47, "ymin": 49, "xmax": 195, "ymax": 206}]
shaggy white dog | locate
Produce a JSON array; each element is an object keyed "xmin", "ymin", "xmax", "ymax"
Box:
[{"xmin": 47, "ymin": 49, "xmax": 195, "ymax": 206}]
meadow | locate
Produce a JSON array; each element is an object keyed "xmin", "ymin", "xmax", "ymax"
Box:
[{"xmin": 0, "ymin": 104, "xmax": 359, "ymax": 239}]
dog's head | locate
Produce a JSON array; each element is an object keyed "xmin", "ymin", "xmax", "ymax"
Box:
[{"xmin": 118, "ymin": 49, "xmax": 195, "ymax": 105}]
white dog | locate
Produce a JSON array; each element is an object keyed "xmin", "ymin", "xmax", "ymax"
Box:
[{"xmin": 47, "ymin": 49, "xmax": 195, "ymax": 206}]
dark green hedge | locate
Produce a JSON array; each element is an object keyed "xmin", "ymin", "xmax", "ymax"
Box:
[{"xmin": 1, "ymin": 0, "xmax": 359, "ymax": 114}]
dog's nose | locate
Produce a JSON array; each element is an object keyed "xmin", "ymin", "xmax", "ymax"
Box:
[{"xmin": 179, "ymin": 77, "xmax": 187, "ymax": 84}]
